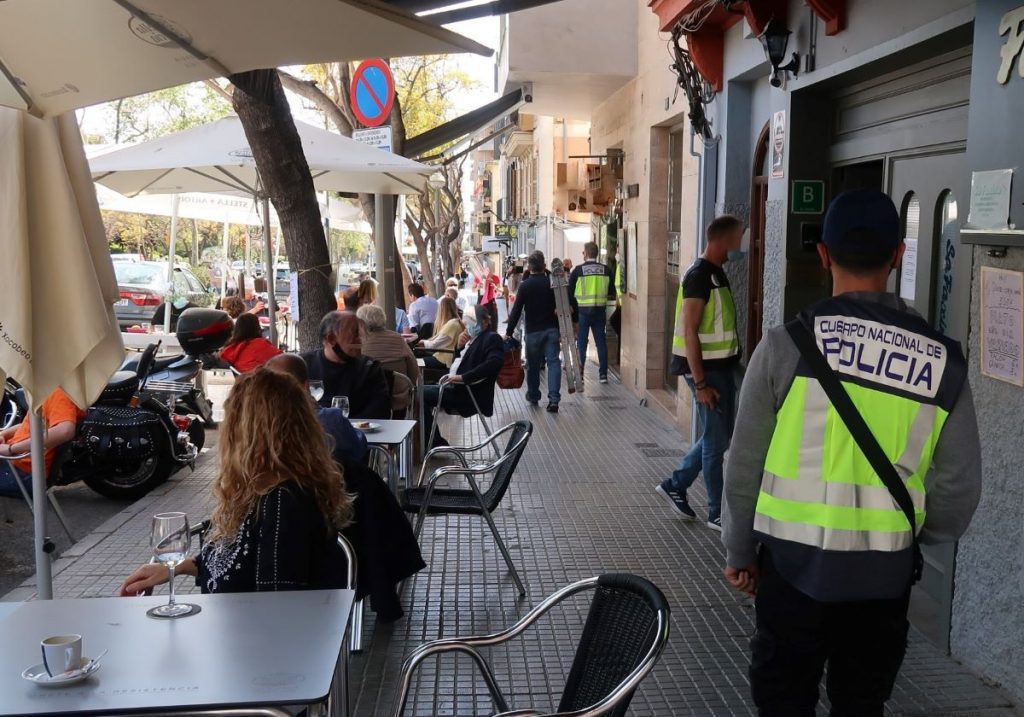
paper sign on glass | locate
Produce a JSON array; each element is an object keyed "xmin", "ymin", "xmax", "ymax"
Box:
[{"xmin": 980, "ymin": 266, "xmax": 1024, "ymax": 386}]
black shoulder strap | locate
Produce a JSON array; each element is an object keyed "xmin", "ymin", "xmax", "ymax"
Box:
[{"xmin": 785, "ymin": 318, "xmax": 923, "ymax": 583}]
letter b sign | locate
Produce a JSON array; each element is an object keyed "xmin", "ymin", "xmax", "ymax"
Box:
[{"xmin": 792, "ymin": 180, "xmax": 825, "ymax": 215}]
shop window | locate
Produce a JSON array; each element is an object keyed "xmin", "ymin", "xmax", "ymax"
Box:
[
  {"xmin": 898, "ymin": 193, "xmax": 920, "ymax": 304},
  {"xmin": 933, "ymin": 191, "xmax": 958, "ymax": 333}
]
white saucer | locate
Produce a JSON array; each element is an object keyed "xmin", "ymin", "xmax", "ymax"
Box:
[
  {"xmin": 22, "ymin": 657, "xmax": 101, "ymax": 686},
  {"xmin": 353, "ymin": 422, "xmax": 381, "ymax": 433}
]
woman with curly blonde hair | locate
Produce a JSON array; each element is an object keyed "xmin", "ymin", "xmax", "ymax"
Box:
[{"xmin": 119, "ymin": 369, "xmax": 353, "ymax": 595}]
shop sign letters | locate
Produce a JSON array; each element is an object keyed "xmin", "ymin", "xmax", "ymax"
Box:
[{"xmin": 997, "ymin": 5, "xmax": 1024, "ymax": 84}]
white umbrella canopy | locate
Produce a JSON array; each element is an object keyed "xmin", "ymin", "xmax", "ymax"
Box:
[
  {"xmin": 0, "ymin": 0, "xmax": 491, "ymax": 117},
  {"xmin": 90, "ymin": 116, "xmax": 432, "ymax": 196}
]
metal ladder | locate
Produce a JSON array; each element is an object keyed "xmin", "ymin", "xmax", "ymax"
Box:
[{"xmin": 550, "ymin": 258, "xmax": 584, "ymax": 394}]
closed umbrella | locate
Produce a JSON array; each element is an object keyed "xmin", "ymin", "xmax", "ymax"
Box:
[
  {"xmin": 0, "ymin": 0, "xmax": 490, "ymax": 117},
  {"xmin": 0, "ymin": 108, "xmax": 125, "ymax": 598}
]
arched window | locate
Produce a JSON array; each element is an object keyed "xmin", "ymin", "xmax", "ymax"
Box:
[
  {"xmin": 898, "ymin": 192, "xmax": 920, "ymax": 303},
  {"xmin": 933, "ymin": 191, "xmax": 958, "ymax": 333}
]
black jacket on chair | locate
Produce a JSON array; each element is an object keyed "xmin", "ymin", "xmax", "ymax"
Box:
[{"xmin": 450, "ymin": 331, "xmax": 504, "ymax": 417}]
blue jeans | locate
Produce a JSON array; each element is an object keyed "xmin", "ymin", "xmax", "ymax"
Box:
[
  {"xmin": 669, "ymin": 370, "xmax": 736, "ymax": 521},
  {"xmin": 577, "ymin": 307, "xmax": 608, "ymax": 377},
  {"xmin": 525, "ymin": 328, "xmax": 561, "ymax": 405},
  {"xmin": 0, "ymin": 461, "xmax": 30, "ymax": 498}
]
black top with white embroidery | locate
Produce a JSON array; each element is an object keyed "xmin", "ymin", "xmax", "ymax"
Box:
[{"xmin": 195, "ymin": 482, "xmax": 347, "ymax": 593}]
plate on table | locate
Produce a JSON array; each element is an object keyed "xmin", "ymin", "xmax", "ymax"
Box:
[
  {"xmin": 22, "ymin": 657, "xmax": 102, "ymax": 687},
  {"xmin": 352, "ymin": 421, "xmax": 381, "ymax": 433}
]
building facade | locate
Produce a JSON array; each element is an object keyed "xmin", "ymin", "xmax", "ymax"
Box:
[{"xmin": 493, "ymin": 0, "xmax": 1024, "ymax": 703}]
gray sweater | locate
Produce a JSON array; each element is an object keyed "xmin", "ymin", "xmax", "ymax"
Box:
[{"xmin": 722, "ymin": 292, "xmax": 982, "ymax": 571}]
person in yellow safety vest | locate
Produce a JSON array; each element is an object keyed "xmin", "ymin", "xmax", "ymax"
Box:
[
  {"xmin": 722, "ymin": 190, "xmax": 981, "ymax": 717},
  {"xmin": 568, "ymin": 241, "xmax": 616, "ymax": 384},
  {"xmin": 655, "ymin": 215, "xmax": 743, "ymax": 531}
]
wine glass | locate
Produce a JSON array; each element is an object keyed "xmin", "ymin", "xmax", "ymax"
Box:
[
  {"xmin": 309, "ymin": 380, "xmax": 325, "ymax": 402},
  {"xmin": 331, "ymin": 396, "xmax": 350, "ymax": 417},
  {"xmin": 147, "ymin": 512, "xmax": 198, "ymax": 619}
]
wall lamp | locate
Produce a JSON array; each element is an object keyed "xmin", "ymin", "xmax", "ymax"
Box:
[{"xmin": 759, "ymin": 18, "xmax": 800, "ymax": 88}]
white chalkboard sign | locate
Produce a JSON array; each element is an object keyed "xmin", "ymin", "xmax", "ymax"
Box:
[{"xmin": 980, "ymin": 267, "xmax": 1024, "ymax": 386}]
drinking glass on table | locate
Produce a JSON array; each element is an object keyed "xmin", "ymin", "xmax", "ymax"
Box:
[
  {"xmin": 331, "ymin": 396, "xmax": 350, "ymax": 417},
  {"xmin": 147, "ymin": 512, "xmax": 198, "ymax": 619},
  {"xmin": 309, "ymin": 380, "xmax": 325, "ymax": 402}
]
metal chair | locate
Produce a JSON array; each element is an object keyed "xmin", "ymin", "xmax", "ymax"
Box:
[
  {"xmin": 391, "ymin": 573, "xmax": 671, "ymax": 717},
  {"xmin": 426, "ymin": 374, "xmax": 500, "ymax": 457},
  {"xmin": 403, "ymin": 421, "xmax": 533, "ymax": 597},
  {"xmin": 0, "ymin": 444, "xmax": 76, "ymax": 542}
]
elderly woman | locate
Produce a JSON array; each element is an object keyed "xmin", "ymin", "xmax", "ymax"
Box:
[{"xmin": 357, "ymin": 304, "xmax": 420, "ymax": 384}]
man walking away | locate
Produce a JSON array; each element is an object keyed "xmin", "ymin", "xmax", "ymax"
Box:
[
  {"xmin": 656, "ymin": 215, "xmax": 743, "ymax": 530},
  {"xmin": 569, "ymin": 241, "xmax": 615, "ymax": 384},
  {"xmin": 722, "ymin": 190, "xmax": 981, "ymax": 716},
  {"xmin": 505, "ymin": 251, "xmax": 561, "ymax": 412}
]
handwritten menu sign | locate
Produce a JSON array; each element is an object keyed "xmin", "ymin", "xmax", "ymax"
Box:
[{"xmin": 981, "ymin": 267, "xmax": 1024, "ymax": 386}]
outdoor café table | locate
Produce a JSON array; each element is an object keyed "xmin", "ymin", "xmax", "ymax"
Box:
[
  {"xmin": 416, "ymin": 357, "xmax": 426, "ymax": 459},
  {"xmin": 359, "ymin": 418, "xmax": 416, "ymax": 493},
  {"xmin": 0, "ymin": 589, "xmax": 354, "ymax": 717}
]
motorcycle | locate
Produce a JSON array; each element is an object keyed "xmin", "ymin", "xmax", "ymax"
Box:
[{"xmin": 118, "ymin": 351, "xmax": 217, "ymax": 427}]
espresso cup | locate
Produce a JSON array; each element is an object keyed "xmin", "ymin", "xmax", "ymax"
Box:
[{"xmin": 41, "ymin": 634, "xmax": 82, "ymax": 677}]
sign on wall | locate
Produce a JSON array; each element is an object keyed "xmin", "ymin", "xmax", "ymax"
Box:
[
  {"xmin": 791, "ymin": 180, "xmax": 825, "ymax": 214},
  {"xmin": 967, "ymin": 169, "xmax": 1013, "ymax": 230},
  {"xmin": 352, "ymin": 126, "xmax": 393, "ymax": 153},
  {"xmin": 980, "ymin": 266, "xmax": 1024, "ymax": 386},
  {"xmin": 770, "ymin": 110, "xmax": 786, "ymax": 179},
  {"xmin": 494, "ymin": 223, "xmax": 519, "ymax": 239}
]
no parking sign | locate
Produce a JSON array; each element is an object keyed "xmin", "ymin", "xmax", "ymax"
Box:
[{"xmin": 349, "ymin": 59, "xmax": 395, "ymax": 128}]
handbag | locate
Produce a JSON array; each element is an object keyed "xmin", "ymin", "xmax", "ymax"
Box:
[
  {"xmin": 786, "ymin": 318, "xmax": 924, "ymax": 584},
  {"xmin": 497, "ymin": 337, "xmax": 525, "ymax": 390}
]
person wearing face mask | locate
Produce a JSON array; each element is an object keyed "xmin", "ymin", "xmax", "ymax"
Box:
[
  {"xmin": 421, "ymin": 305, "xmax": 505, "ymax": 448},
  {"xmin": 300, "ymin": 311, "xmax": 392, "ymax": 420},
  {"xmin": 655, "ymin": 215, "xmax": 744, "ymax": 531}
]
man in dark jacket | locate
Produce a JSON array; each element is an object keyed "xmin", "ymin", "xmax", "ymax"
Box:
[
  {"xmin": 423, "ymin": 304, "xmax": 504, "ymax": 447},
  {"xmin": 505, "ymin": 250, "xmax": 561, "ymax": 412},
  {"xmin": 300, "ymin": 311, "xmax": 391, "ymax": 420}
]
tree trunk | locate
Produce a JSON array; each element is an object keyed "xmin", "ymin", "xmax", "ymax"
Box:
[{"xmin": 229, "ymin": 69, "xmax": 334, "ymax": 350}]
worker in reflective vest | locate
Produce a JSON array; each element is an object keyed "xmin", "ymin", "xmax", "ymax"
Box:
[
  {"xmin": 569, "ymin": 241, "xmax": 616, "ymax": 384},
  {"xmin": 655, "ymin": 215, "xmax": 743, "ymax": 531},
  {"xmin": 722, "ymin": 190, "xmax": 981, "ymax": 716}
]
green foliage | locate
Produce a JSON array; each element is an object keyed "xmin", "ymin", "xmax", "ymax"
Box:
[
  {"xmin": 392, "ymin": 56, "xmax": 476, "ymax": 137},
  {"xmin": 97, "ymin": 82, "xmax": 231, "ymax": 144}
]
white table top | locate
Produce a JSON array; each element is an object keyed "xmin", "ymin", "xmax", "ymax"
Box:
[
  {"xmin": 356, "ymin": 418, "xmax": 416, "ymax": 445},
  {"xmin": 0, "ymin": 589, "xmax": 353, "ymax": 716},
  {"xmin": 120, "ymin": 331, "xmax": 181, "ymax": 353}
]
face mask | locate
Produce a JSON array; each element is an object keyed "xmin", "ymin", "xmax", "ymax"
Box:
[
  {"xmin": 727, "ymin": 249, "xmax": 745, "ymax": 263},
  {"xmin": 466, "ymin": 322, "xmax": 484, "ymax": 338}
]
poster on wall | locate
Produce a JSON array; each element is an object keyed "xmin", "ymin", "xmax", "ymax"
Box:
[
  {"xmin": 980, "ymin": 266, "xmax": 1024, "ymax": 386},
  {"xmin": 626, "ymin": 221, "xmax": 638, "ymax": 297},
  {"xmin": 967, "ymin": 169, "xmax": 1013, "ymax": 230},
  {"xmin": 770, "ymin": 110, "xmax": 786, "ymax": 179}
]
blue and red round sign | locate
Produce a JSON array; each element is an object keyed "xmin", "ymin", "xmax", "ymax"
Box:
[{"xmin": 349, "ymin": 59, "xmax": 395, "ymax": 128}]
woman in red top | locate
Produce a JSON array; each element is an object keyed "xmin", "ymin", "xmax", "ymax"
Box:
[{"xmin": 219, "ymin": 314, "xmax": 282, "ymax": 373}]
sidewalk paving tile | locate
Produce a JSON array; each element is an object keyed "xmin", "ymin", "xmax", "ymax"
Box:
[{"xmin": 4, "ymin": 363, "xmax": 1019, "ymax": 716}]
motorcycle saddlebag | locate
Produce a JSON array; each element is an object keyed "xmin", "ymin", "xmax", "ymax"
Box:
[
  {"xmin": 176, "ymin": 308, "xmax": 233, "ymax": 356},
  {"xmin": 81, "ymin": 406, "xmax": 163, "ymax": 465}
]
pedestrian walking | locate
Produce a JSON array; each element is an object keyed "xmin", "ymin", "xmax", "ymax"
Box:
[
  {"xmin": 505, "ymin": 251, "xmax": 561, "ymax": 412},
  {"xmin": 656, "ymin": 215, "xmax": 743, "ymax": 530},
  {"xmin": 568, "ymin": 241, "xmax": 615, "ymax": 384},
  {"xmin": 722, "ymin": 190, "xmax": 981, "ymax": 716}
]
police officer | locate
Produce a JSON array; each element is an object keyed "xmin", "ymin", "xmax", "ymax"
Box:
[
  {"xmin": 722, "ymin": 190, "xmax": 981, "ymax": 716},
  {"xmin": 569, "ymin": 241, "xmax": 616, "ymax": 384},
  {"xmin": 656, "ymin": 215, "xmax": 743, "ymax": 530}
]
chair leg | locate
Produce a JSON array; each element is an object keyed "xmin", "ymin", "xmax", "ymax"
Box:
[
  {"xmin": 47, "ymin": 488, "xmax": 75, "ymax": 542},
  {"xmin": 349, "ymin": 599, "xmax": 364, "ymax": 654},
  {"xmin": 467, "ymin": 477, "xmax": 525, "ymax": 597},
  {"xmin": 412, "ymin": 484, "xmax": 434, "ymax": 542}
]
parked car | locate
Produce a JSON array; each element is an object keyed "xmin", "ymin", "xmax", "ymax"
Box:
[
  {"xmin": 114, "ymin": 262, "xmax": 213, "ymax": 330},
  {"xmin": 207, "ymin": 264, "xmax": 237, "ymax": 294},
  {"xmin": 111, "ymin": 253, "xmax": 146, "ymax": 263}
]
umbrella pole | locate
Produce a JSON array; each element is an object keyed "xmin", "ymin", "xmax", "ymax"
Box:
[
  {"xmin": 375, "ymin": 193, "xmax": 397, "ymax": 328},
  {"xmin": 164, "ymin": 194, "xmax": 180, "ymax": 335},
  {"xmin": 30, "ymin": 412, "xmax": 52, "ymax": 599},
  {"xmin": 262, "ymin": 196, "xmax": 278, "ymax": 347},
  {"xmin": 221, "ymin": 213, "xmax": 230, "ymax": 304}
]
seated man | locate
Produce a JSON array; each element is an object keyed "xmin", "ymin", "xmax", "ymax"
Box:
[
  {"xmin": 265, "ymin": 353, "xmax": 368, "ymax": 465},
  {"xmin": 423, "ymin": 305, "xmax": 504, "ymax": 447},
  {"xmin": 407, "ymin": 282, "xmax": 438, "ymax": 337},
  {"xmin": 0, "ymin": 388, "xmax": 84, "ymax": 496},
  {"xmin": 300, "ymin": 311, "xmax": 392, "ymax": 420}
]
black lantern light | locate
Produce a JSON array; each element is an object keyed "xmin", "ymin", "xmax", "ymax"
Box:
[{"xmin": 759, "ymin": 18, "xmax": 800, "ymax": 88}]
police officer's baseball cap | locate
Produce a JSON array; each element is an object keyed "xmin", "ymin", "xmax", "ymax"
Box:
[{"xmin": 822, "ymin": 189, "xmax": 901, "ymax": 260}]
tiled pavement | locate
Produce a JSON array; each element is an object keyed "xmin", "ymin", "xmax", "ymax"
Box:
[{"xmin": 3, "ymin": 365, "xmax": 1020, "ymax": 716}]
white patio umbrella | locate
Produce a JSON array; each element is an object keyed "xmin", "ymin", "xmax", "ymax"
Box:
[
  {"xmin": 90, "ymin": 116, "xmax": 432, "ymax": 341},
  {"xmin": 0, "ymin": 0, "xmax": 490, "ymax": 599},
  {"xmin": 0, "ymin": 0, "xmax": 490, "ymax": 117},
  {"xmin": 0, "ymin": 108, "xmax": 125, "ymax": 598}
]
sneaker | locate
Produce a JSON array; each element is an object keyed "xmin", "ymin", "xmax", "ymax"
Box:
[
  {"xmin": 526, "ymin": 399, "xmax": 539, "ymax": 407},
  {"xmin": 546, "ymin": 403, "xmax": 559, "ymax": 413},
  {"xmin": 707, "ymin": 516, "xmax": 723, "ymax": 532},
  {"xmin": 655, "ymin": 480, "xmax": 697, "ymax": 520},
  {"xmin": 599, "ymin": 375, "xmax": 608, "ymax": 384}
]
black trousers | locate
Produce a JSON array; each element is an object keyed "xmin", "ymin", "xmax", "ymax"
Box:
[{"xmin": 750, "ymin": 549, "xmax": 911, "ymax": 717}]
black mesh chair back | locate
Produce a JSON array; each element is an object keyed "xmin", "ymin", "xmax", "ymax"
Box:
[
  {"xmin": 481, "ymin": 420, "xmax": 532, "ymax": 511},
  {"xmin": 557, "ymin": 574, "xmax": 670, "ymax": 716}
]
